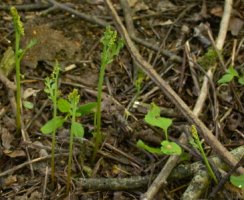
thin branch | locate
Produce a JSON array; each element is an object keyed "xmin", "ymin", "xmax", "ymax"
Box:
[
  {"xmin": 0, "ymin": 3, "xmax": 50, "ymax": 11},
  {"xmin": 215, "ymin": 0, "xmax": 233, "ymax": 50},
  {"xmin": 74, "ymin": 145, "xmax": 243, "ymax": 191}
]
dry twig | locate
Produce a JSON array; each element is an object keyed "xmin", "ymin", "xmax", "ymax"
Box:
[{"xmin": 74, "ymin": 145, "xmax": 243, "ymax": 191}]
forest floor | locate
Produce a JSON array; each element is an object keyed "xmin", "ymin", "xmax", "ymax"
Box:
[{"xmin": 0, "ymin": 0, "xmax": 244, "ymax": 199}]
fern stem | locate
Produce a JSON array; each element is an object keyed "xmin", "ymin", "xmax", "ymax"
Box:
[
  {"xmin": 93, "ymin": 62, "xmax": 106, "ymax": 160},
  {"xmin": 15, "ymin": 31, "xmax": 21, "ymax": 134},
  {"xmin": 51, "ymin": 64, "xmax": 59, "ymax": 187}
]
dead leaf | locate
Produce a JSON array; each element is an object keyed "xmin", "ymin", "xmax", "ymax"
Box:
[
  {"xmin": 156, "ymin": 0, "xmax": 176, "ymax": 12},
  {"xmin": 227, "ymin": 113, "xmax": 242, "ymax": 131},
  {"xmin": 3, "ymin": 149, "xmax": 26, "ymax": 158},
  {"xmin": 3, "ymin": 116, "xmax": 16, "ymax": 131},
  {"xmin": 32, "ymin": 141, "xmax": 49, "ymax": 157},
  {"xmin": 3, "ymin": 175, "xmax": 17, "ymax": 188},
  {"xmin": 128, "ymin": 0, "xmax": 137, "ymax": 7},
  {"xmin": 29, "ymin": 191, "xmax": 42, "ymax": 200},
  {"xmin": 228, "ymin": 17, "xmax": 244, "ymax": 36},
  {"xmin": 15, "ymin": 191, "xmax": 42, "ymax": 200},
  {"xmin": 23, "ymin": 88, "xmax": 41, "ymax": 99},
  {"xmin": 1, "ymin": 127, "xmax": 13, "ymax": 150},
  {"xmin": 64, "ymin": 68, "xmax": 98, "ymax": 87},
  {"xmin": 129, "ymin": 0, "xmax": 149, "ymax": 12},
  {"xmin": 210, "ymin": 6, "xmax": 223, "ymax": 17},
  {"xmin": 0, "ymin": 47, "xmax": 15, "ymax": 77},
  {"xmin": 210, "ymin": 6, "xmax": 243, "ymax": 36},
  {"xmin": 21, "ymin": 24, "xmax": 80, "ymax": 68}
]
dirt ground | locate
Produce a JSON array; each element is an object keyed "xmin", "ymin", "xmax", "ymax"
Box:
[{"xmin": 0, "ymin": 0, "xmax": 244, "ymax": 199}]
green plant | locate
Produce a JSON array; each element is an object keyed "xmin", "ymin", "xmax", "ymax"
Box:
[
  {"xmin": 136, "ymin": 103, "xmax": 182, "ymax": 155},
  {"xmin": 93, "ymin": 26, "xmax": 124, "ymax": 160},
  {"xmin": 189, "ymin": 125, "xmax": 218, "ymax": 184},
  {"xmin": 57, "ymin": 96, "xmax": 96, "ymax": 192},
  {"xmin": 230, "ymin": 174, "xmax": 244, "ymax": 189},
  {"xmin": 41, "ymin": 61, "xmax": 61, "ymax": 186},
  {"xmin": 135, "ymin": 69, "xmax": 146, "ymax": 93},
  {"xmin": 41, "ymin": 74, "xmax": 96, "ymax": 189},
  {"xmin": 10, "ymin": 7, "xmax": 36, "ymax": 133},
  {"xmin": 59, "ymin": 92, "xmax": 96, "ymax": 191},
  {"xmin": 65, "ymin": 89, "xmax": 83, "ymax": 192},
  {"xmin": 198, "ymin": 47, "xmax": 219, "ymax": 70},
  {"xmin": 218, "ymin": 65, "xmax": 244, "ymax": 85}
]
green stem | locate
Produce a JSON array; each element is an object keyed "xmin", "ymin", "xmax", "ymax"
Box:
[
  {"xmin": 51, "ymin": 66, "xmax": 59, "ymax": 187},
  {"xmin": 197, "ymin": 140, "xmax": 218, "ymax": 184},
  {"xmin": 51, "ymin": 109, "xmax": 57, "ymax": 187},
  {"xmin": 67, "ymin": 104, "xmax": 76, "ymax": 192},
  {"xmin": 15, "ymin": 31, "xmax": 21, "ymax": 134},
  {"xmin": 165, "ymin": 131, "xmax": 168, "ymax": 141},
  {"xmin": 93, "ymin": 62, "xmax": 106, "ymax": 161}
]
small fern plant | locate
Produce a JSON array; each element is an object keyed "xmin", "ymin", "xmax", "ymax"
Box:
[
  {"xmin": 10, "ymin": 7, "xmax": 36, "ymax": 133},
  {"xmin": 41, "ymin": 61, "xmax": 61, "ymax": 187},
  {"xmin": 137, "ymin": 103, "xmax": 182, "ymax": 155},
  {"xmin": 189, "ymin": 125, "xmax": 218, "ymax": 183},
  {"xmin": 93, "ymin": 26, "xmax": 124, "ymax": 160}
]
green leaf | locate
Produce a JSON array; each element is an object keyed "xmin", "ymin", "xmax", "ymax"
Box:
[
  {"xmin": 218, "ymin": 73, "xmax": 234, "ymax": 84},
  {"xmin": 26, "ymin": 39, "xmax": 37, "ymax": 50},
  {"xmin": 228, "ymin": 66, "xmax": 239, "ymax": 77},
  {"xmin": 238, "ymin": 76, "xmax": 244, "ymax": 85},
  {"xmin": 136, "ymin": 140, "xmax": 163, "ymax": 155},
  {"xmin": 71, "ymin": 121, "xmax": 84, "ymax": 138},
  {"xmin": 58, "ymin": 98, "xmax": 70, "ymax": 113},
  {"xmin": 161, "ymin": 140, "xmax": 182, "ymax": 155},
  {"xmin": 19, "ymin": 39, "xmax": 37, "ymax": 60},
  {"xmin": 41, "ymin": 116, "xmax": 64, "ymax": 134},
  {"xmin": 218, "ymin": 66, "xmax": 240, "ymax": 84},
  {"xmin": 76, "ymin": 102, "xmax": 97, "ymax": 116},
  {"xmin": 23, "ymin": 100, "xmax": 34, "ymax": 109},
  {"xmin": 230, "ymin": 174, "xmax": 244, "ymax": 189},
  {"xmin": 144, "ymin": 103, "xmax": 172, "ymax": 134}
]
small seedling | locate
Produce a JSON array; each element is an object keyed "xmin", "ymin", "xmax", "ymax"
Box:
[
  {"xmin": 65, "ymin": 89, "xmax": 83, "ymax": 192},
  {"xmin": 198, "ymin": 47, "xmax": 219, "ymax": 70},
  {"xmin": 135, "ymin": 69, "xmax": 146, "ymax": 94},
  {"xmin": 58, "ymin": 91, "xmax": 96, "ymax": 192},
  {"xmin": 230, "ymin": 174, "xmax": 244, "ymax": 189},
  {"xmin": 137, "ymin": 103, "xmax": 182, "ymax": 155},
  {"xmin": 41, "ymin": 61, "xmax": 61, "ymax": 186},
  {"xmin": 41, "ymin": 77, "xmax": 96, "ymax": 190},
  {"xmin": 218, "ymin": 65, "xmax": 244, "ymax": 85},
  {"xmin": 93, "ymin": 26, "xmax": 124, "ymax": 160},
  {"xmin": 189, "ymin": 125, "xmax": 218, "ymax": 184},
  {"xmin": 10, "ymin": 7, "xmax": 36, "ymax": 133}
]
